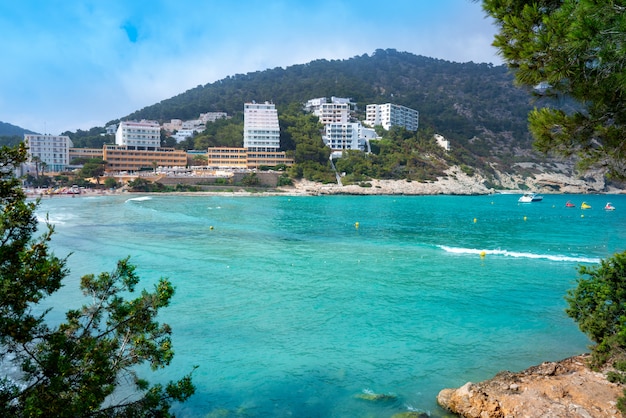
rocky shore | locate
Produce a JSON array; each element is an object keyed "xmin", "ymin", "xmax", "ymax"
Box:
[
  {"xmin": 285, "ymin": 165, "xmax": 624, "ymax": 196},
  {"xmin": 436, "ymin": 354, "xmax": 623, "ymax": 418}
]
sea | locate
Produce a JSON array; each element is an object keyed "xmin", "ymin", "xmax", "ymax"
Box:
[{"xmin": 32, "ymin": 192, "xmax": 625, "ymax": 417}]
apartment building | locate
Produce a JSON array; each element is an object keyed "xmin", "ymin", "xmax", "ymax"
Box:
[
  {"xmin": 206, "ymin": 147, "xmax": 248, "ymax": 169},
  {"xmin": 365, "ymin": 103, "xmax": 419, "ymax": 131},
  {"xmin": 322, "ymin": 122, "xmax": 377, "ymax": 153},
  {"xmin": 69, "ymin": 147, "xmax": 104, "ymax": 162},
  {"xmin": 116, "ymin": 120, "xmax": 161, "ymax": 149},
  {"xmin": 206, "ymin": 147, "xmax": 293, "ymax": 169},
  {"xmin": 305, "ymin": 97, "xmax": 354, "ymax": 125},
  {"xmin": 103, "ymin": 145, "xmax": 187, "ymax": 172},
  {"xmin": 243, "ymin": 101, "xmax": 280, "ymax": 151},
  {"xmin": 24, "ymin": 134, "xmax": 74, "ymax": 172}
]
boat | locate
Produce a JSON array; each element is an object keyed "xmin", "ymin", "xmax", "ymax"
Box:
[
  {"xmin": 581, "ymin": 202, "xmax": 592, "ymax": 209},
  {"xmin": 604, "ymin": 202, "xmax": 616, "ymax": 211},
  {"xmin": 518, "ymin": 193, "xmax": 543, "ymax": 203},
  {"xmin": 565, "ymin": 200, "xmax": 576, "ymax": 208}
]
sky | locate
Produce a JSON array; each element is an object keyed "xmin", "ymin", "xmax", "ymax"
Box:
[{"xmin": 0, "ymin": 0, "xmax": 502, "ymax": 135}]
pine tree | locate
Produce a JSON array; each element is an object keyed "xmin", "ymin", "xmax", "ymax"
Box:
[{"xmin": 0, "ymin": 143, "xmax": 195, "ymax": 417}]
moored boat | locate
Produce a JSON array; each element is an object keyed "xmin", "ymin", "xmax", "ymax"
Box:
[
  {"xmin": 565, "ymin": 200, "xmax": 575, "ymax": 208},
  {"xmin": 604, "ymin": 202, "xmax": 616, "ymax": 211},
  {"xmin": 518, "ymin": 193, "xmax": 543, "ymax": 203},
  {"xmin": 581, "ymin": 202, "xmax": 592, "ymax": 209}
]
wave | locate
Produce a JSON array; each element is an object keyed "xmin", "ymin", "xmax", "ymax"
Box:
[
  {"xmin": 438, "ymin": 245, "xmax": 600, "ymax": 264},
  {"xmin": 125, "ymin": 196, "xmax": 152, "ymax": 203},
  {"xmin": 36, "ymin": 214, "xmax": 72, "ymax": 225}
]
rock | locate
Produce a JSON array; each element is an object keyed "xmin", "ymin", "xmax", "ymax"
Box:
[
  {"xmin": 288, "ymin": 164, "xmax": 625, "ymax": 196},
  {"xmin": 437, "ymin": 354, "xmax": 623, "ymax": 418},
  {"xmin": 354, "ymin": 391, "xmax": 398, "ymax": 402}
]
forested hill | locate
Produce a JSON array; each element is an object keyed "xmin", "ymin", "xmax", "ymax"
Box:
[
  {"xmin": 0, "ymin": 121, "xmax": 38, "ymax": 136},
  {"xmin": 126, "ymin": 48, "xmax": 537, "ymax": 158}
]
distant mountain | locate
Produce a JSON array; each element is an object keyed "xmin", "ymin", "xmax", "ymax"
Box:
[
  {"xmin": 0, "ymin": 121, "xmax": 39, "ymax": 136},
  {"xmin": 125, "ymin": 48, "xmax": 539, "ymax": 162}
]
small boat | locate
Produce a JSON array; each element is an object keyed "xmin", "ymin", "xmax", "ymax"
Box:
[
  {"xmin": 581, "ymin": 202, "xmax": 592, "ymax": 209},
  {"xmin": 565, "ymin": 201, "xmax": 576, "ymax": 208},
  {"xmin": 518, "ymin": 193, "xmax": 543, "ymax": 203},
  {"xmin": 604, "ymin": 202, "xmax": 616, "ymax": 211}
]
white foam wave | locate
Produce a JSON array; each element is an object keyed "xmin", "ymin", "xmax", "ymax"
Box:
[
  {"xmin": 125, "ymin": 196, "xmax": 152, "ymax": 203},
  {"xmin": 438, "ymin": 245, "xmax": 600, "ymax": 264},
  {"xmin": 36, "ymin": 214, "xmax": 72, "ymax": 225}
]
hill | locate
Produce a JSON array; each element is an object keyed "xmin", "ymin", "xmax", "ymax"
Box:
[
  {"xmin": 0, "ymin": 121, "xmax": 38, "ymax": 136},
  {"xmin": 126, "ymin": 48, "xmax": 538, "ymax": 162}
]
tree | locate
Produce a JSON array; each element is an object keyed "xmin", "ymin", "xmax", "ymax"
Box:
[
  {"xmin": 565, "ymin": 251, "xmax": 626, "ymax": 413},
  {"xmin": 482, "ymin": 0, "xmax": 626, "ymax": 179},
  {"xmin": 0, "ymin": 144, "xmax": 195, "ymax": 416},
  {"xmin": 566, "ymin": 252, "xmax": 626, "ymax": 363},
  {"xmin": 79, "ymin": 158, "xmax": 107, "ymax": 184}
]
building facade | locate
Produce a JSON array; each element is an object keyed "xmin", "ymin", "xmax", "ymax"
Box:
[
  {"xmin": 206, "ymin": 147, "xmax": 293, "ymax": 169},
  {"xmin": 24, "ymin": 134, "xmax": 74, "ymax": 172},
  {"xmin": 115, "ymin": 120, "xmax": 161, "ymax": 149},
  {"xmin": 322, "ymin": 122, "xmax": 377, "ymax": 152},
  {"xmin": 103, "ymin": 145, "xmax": 187, "ymax": 172},
  {"xmin": 69, "ymin": 147, "xmax": 104, "ymax": 163},
  {"xmin": 206, "ymin": 147, "xmax": 248, "ymax": 169},
  {"xmin": 305, "ymin": 97, "xmax": 354, "ymax": 125},
  {"xmin": 243, "ymin": 102, "xmax": 280, "ymax": 151},
  {"xmin": 365, "ymin": 103, "xmax": 419, "ymax": 131}
]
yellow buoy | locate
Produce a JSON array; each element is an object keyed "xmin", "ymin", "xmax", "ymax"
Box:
[
  {"xmin": 473, "ymin": 218, "xmax": 477, "ymax": 223},
  {"xmin": 210, "ymin": 225, "xmax": 214, "ymax": 230},
  {"xmin": 355, "ymin": 222, "xmax": 359, "ymax": 229},
  {"xmin": 480, "ymin": 251, "xmax": 486, "ymax": 258},
  {"xmin": 523, "ymin": 216, "xmax": 527, "ymax": 221}
]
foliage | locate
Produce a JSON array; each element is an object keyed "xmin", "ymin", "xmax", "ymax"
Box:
[
  {"xmin": 78, "ymin": 158, "xmax": 107, "ymax": 184},
  {"xmin": 123, "ymin": 49, "xmax": 537, "ymax": 166},
  {"xmin": 62, "ymin": 127, "xmax": 114, "ymax": 149},
  {"xmin": 0, "ymin": 135, "xmax": 23, "ymax": 147},
  {"xmin": 126, "ymin": 178, "xmax": 201, "ymax": 193},
  {"xmin": 240, "ymin": 173, "xmax": 260, "ymax": 186},
  {"xmin": 104, "ymin": 177, "xmax": 119, "ymax": 189},
  {"xmin": 565, "ymin": 251, "xmax": 626, "ymax": 366},
  {"xmin": 483, "ymin": 0, "xmax": 626, "ymax": 179},
  {"xmin": 0, "ymin": 144, "xmax": 194, "ymax": 416}
]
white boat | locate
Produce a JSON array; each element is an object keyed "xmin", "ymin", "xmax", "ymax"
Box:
[
  {"xmin": 605, "ymin": 202, "xmax": 616, "ymax": 211},
  {"xmin": 518, "ymin": 193, "xmax": 543, "ymax": 203}
]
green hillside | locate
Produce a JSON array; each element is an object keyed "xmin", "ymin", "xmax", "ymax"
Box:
[{"xmin": 125, "ymin": 49, "xmax": 537, "ymax": 160}]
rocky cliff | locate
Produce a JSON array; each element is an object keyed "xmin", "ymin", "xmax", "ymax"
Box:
[
  {"xmin": 290, "ymin": 165, "xmax": 623, "ymax": 196},
  {"xmin": 436, "ymin": 354, "xmax": 623, "ymax": 418}
]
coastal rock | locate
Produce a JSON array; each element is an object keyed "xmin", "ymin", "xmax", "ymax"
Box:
[
  {"xmin": 436, "ymin": 354, "xmax": 623, "ymax": 418},
  {"xmin": 288, "ymin": 164, "xmax": 622, "ymax": 196}
]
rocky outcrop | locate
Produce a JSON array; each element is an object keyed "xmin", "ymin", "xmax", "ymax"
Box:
[
  {"xmin": 288, "ymin": 165, "xmax": 623, "ymax": 196},
  {"xmin": 437, "ymin": 354, "xmax": 623, "ymax": 418}
]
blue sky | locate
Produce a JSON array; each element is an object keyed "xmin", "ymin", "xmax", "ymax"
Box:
[{"xmin": 0, "ymin": 1, "xmax": 501, "ymax": 135}]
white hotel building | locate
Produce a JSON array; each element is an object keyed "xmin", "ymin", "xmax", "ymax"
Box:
[
  {"xmin": 243, "ymin": 101, "xmax": 280, "ymax": 151},
  {"xmin": 365, "ymin": 103, "xmax": 419, "ymax": 131},
  {"xmin": 24, "ymin": 134, "xmax": 74, "ymax": 172},
  {"xmin": 115, "ymin": 120, "xmax": 161, "ymax": 150}
]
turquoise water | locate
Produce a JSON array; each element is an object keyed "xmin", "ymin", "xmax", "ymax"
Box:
[{"xmin": 34, "ymin": 193, "xmax": 626, "ymax": 417}]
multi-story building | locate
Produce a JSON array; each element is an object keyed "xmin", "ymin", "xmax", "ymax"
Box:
[
  {"xmin": 115, "ymin": 120, "xmax": 161, "ymax": 149},
  {"xmin": 206, "ymin": 147, "xmax": 294, "ymax": 170},
  {"xmin": 103, "ymin": 145, "xmax": 187, "ymax": 172},
  {"xmin": 24, "ymin": 134, "xmax": 74, "ymax": 172},
  {"xmin": 206, "ymin": 147, "xmax": 248, "ymax": 169},
  {"xmin": 243, "ymin": 101, "xmax": 280, "ymax": 151},
  {"xmin": 69, "ymin": 147, "xmax": 104, "ymax": 163},
  {"xmin": 305, "ymin": 97, "xmax": 354, "ymax": 125},
  {"xmin": 365, "ymin": 103, "xmax": 419, "ymax": 131},
  {"xmin": 322, "ymin": 122, "xmax": 378, "ymax": 153}
]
